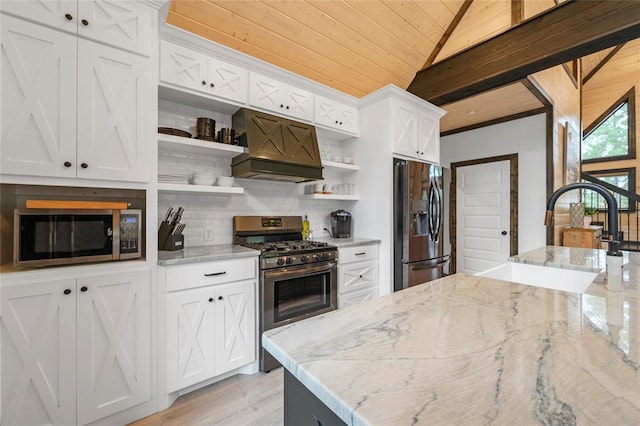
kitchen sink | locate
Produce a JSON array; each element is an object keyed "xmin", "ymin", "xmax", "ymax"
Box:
[{"xmin": 476, "ymin": 262, "xmax": 598, "ymax": 294}]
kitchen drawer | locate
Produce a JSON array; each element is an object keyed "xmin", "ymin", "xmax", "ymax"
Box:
[
  {"xmin": 166, "ymin": 258, "xmax": 256, "ymax": 292},
  {"xmin": 338, "ymin": 286, "xmax": 378, "ymax": 309},
  {"xmin": 339, "ymin": 260, "xmax": 378, "ymax": 294},
  {"xmin": 338, "ymin": 244, "xmax": 379, "ymax": 264}
]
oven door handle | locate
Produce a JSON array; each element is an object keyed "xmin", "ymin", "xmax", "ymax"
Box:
[{"xmin": 263, "ymin": 261, "xmax": 337, "ymax": 280}]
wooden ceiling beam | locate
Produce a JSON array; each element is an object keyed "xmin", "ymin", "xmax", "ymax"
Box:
[
  {"xmin": 421, "ymin": 0, "xmax": 473, "ymax": 70},
  {"xmin": 511, "ymin": 0, "xmax": 524, "ymax": 26},
  {"xmin": 408, "ymin": 0, "xmax": 640, "ymax": 106}
]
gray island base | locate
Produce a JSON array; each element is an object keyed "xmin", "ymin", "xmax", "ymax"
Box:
[{"xmin": 263, "ymin": 247, "xmax": 640, "ymax": 425}]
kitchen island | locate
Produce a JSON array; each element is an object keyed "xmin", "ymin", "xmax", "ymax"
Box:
[{"xmin": 263, "ymin": 246, "xmax": 639, "ymax": 425}]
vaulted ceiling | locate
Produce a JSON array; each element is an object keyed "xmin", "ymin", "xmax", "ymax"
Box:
[{"xmin": 165, "ymin": 0, "xmax": 634, "ymax": 133}]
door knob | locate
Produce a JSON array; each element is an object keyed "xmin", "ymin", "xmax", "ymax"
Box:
[{"xmin": 501, "ymin": 230, "xmax": 508, "ymax": 236}]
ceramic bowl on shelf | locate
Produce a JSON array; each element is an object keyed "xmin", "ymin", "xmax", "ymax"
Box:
[
  {"xmin": 217, "ymin": 176, "xmax": 235, "ymax": 187},
  {"xmin": 192, "ymin": 171, "xmax": 216, "ymax": 186}
]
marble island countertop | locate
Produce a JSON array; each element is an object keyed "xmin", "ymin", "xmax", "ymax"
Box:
[{"xmin": 263, "ymin": 246, "xmax": 639, "ymax": 425}]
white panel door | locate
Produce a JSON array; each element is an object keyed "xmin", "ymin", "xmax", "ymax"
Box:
[
  {"xmin": 77, "ymin": 0, "xmax": 151, "ymax": 56},
  {"xmin": 0, "ymin": 15, "xmax": 77, "ymax": 178},
  {"xmin": 76, "ymin": 269, "xmax": 151, "ymax": 425},
  {"xmin": 214, "ymin": 280, "xmax": 256, "ymax": 375},
  {"xmin": 456, "ymin": 160, "xmax": 511, "ymax": 273},
  {"xmin": 159, "ymin": 39, "xmax": 207, "ymax": 92},
  {"xmin": 391, "ymin": 99, "xmax": 419, "ymax": 159},
  {"xmin": 77, "ymin": 38, "xmax": 150, "ymax": 182},
  {"xmin": 207, "ymin": 57, "xmax": 248, "ymax": 103},
  {"xmin": 1, "ymin": 280, "xmax": 76, "ymax": 426},
  {"xmin": 166, "ymin": 287, "xmax": 215, "ymax": 393},
  {"xmin": 0, "ymin": 0, "xmax": 77, "ymax": 33}
]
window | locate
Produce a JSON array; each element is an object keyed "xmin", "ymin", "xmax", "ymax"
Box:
[
  {"xmin": 582, "ymin": 168, "xmax": 636, "ymax": 211},
  {"xmin": 582, "ymin": 88, "xmax": 635, "ymax": 163}
]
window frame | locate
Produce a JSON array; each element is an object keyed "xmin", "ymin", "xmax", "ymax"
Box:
[
  {"xmin": 582, "ymin": 87, "xmax": 636, "ymax": 164},
  {"xmin": 582, "ymin": 167, "xmax": 636, "ymax": 212}
]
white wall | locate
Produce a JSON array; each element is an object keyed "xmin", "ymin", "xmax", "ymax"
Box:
[{"xmin": 440, "ymin": 114, "xmax": 547, "ymax": 257}]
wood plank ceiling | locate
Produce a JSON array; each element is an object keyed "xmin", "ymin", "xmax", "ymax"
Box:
[{"xmin": 165, "ymin": 0, "xmax": 633, "ymax": 133}]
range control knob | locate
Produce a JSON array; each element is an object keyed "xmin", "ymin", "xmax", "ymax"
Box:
[
  {"xmin": 285, "ymin": 257, "xmax": 293, "ymax": 265},
  {"xmin": 276, "ymin": 258, "xmax": 285, "ymax": 266},
  {"xmin": 301, "ymin": 255, "xmax": 309, "ymax": 263},
  {"xmin": 320, "ymin": 253, "xmax": 328, "ymax": 261}
]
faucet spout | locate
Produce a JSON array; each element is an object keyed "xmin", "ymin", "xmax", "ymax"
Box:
[{"xmin": 545, "ymin": 182, "xmax": 621, "ymax": 256}]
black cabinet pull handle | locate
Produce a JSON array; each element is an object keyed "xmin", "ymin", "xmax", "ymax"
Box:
[
  {"xmin": 81, "ymin": 19, "xmax": 89, "ymax": 26},
  {"xmin": 204, "ymin": 271, "xmax": 226, "ymax": 277},
  {"xmin": 218, "ymin": 296, "xmax": 223, "ymax": 301},
  {"xmin": 80, "ymin": 163, "xmax": 88, "ymax": 168},
  {"xmin": 65, "ymin": 13, "xmax": 73, "ymax": 21},
  {"xmin": 355, "ymin": 252, "xmax": 366, "ymax": 256},
  {"xmin": 208, "ymin": 297, "xmax": 214, "ymax": 302},
  {"xmin": 64, "ymin": 161, "xmax": 72, "ymax": 167},
  {"xmin": 80, "ymin": 286, "xmax": 88, "ymax": 292},
  {"xmin": 63, "ymin": 289, "xmax": 72, "ymax": 295}
]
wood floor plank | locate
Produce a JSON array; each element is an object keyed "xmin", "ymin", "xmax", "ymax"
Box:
[{"xmin": 129, "ymin": 369, "xmax": 284, "ymax": 426}]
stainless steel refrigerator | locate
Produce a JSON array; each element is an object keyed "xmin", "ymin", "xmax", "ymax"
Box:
[{"xmin": 393, "ymin": 158, "xmax": 449, "ymax": 291}]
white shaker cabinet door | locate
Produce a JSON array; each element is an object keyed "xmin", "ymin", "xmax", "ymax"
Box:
[
  {"xmin": 166, "ymin": 287, "xmax": 216, "ymax": 393},
  {"xmin": 76, "ymin": 269, "xmax": 151, "ymax": 425},
  {"xmin": 77, "ymin": 0, "xmax": 152, "ymax": 56},
  {"xmin": 207, "ymin": 56, "xmax": 248, "ymax": 103},
  {"xmin": 160, "ymin": 39, "xmax": 208, "ymax": 92},
  {"xmin": 214, "ymin": 280, "xmax": 256, "ymax": 375},
  {"xmin": 0, "ymin": 279, "xmax": 77, "ymax": 426},
  {"xmin": 0, "ymin": 0, "xmax": 77, "ymax": 33},
  {"xmin": 314, "ymin": 95, "xmax": 358, "ymax": 134},
  {"xmin": 77, "ymin": 38, "xmax": 150, "ymax": 182},
  {"xmin": 0, "ymin": 15, "xmax": 77, "ymax": 178},
  {"xmin": 282, "ymin": 84, "xmax": 313, "ymax": 122},
  {"xmin": 339, "ymin": 261, "xmax": 378, "ymax": 294},
  {"xmin": 391, "ymin": 99, "xmax": 419, "ymax": 159},
  {"xmin": 249, "ymin": 72, "xmax": 283, "ymax": 112},
  {"xmin": 418, "ymin": 110, "xmax": 440, "ymax": 164}
]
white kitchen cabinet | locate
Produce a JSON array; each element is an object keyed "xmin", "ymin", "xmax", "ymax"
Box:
[
  {"xmin": 249, "ymin": 72, "xmax": 313, "ymax": 122},
  {"xmin": 337, "ymin": 244, "xmax": 379, "ymax": 308},
  {"xmin": 314, "ymin": 95, "xmax": 359, "ymax": 135},
  {"xmin": 0, "ymin": 269, "xmax": 151, "ymax": 426},
  {"xmin": 164, "ymin": 258, "xmax": 257, "ymax": 393},
  {"xmin": 160, "ymin": 39, "xmax": 248, "ymax": 104},
  {"xmin": 0, "ymin": 0, "xmax": 152, "ymax": 56},
  {"xmin": 1, "ymin": 14, "xmax": 151, "ymax": 183},
  {"xmin": 391, "ymin": 97, "xmax": 444, "ymax": 164}
]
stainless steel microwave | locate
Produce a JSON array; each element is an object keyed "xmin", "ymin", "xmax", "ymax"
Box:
[{"xmin": 14, "ymin": 208, "xmax": 142, "ymax": 267}]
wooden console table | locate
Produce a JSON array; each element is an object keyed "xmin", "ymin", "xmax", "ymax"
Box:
[{"xmin": 562, "ymin": 225, "xmax": 603, "ymax": 249}]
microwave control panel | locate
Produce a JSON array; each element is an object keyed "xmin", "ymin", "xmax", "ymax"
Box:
[{"xmin": 120, "ymin": 211, "xmax": 141, "ymax": 255}]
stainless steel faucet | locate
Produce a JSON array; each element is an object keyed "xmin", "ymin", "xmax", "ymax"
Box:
[{"xmin": 544, "ymin": 182, "xmax": 621, "ymax": 256}]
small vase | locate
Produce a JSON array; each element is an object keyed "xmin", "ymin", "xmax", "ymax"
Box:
[{"xmin": 569, "ymin": 202, "xmax": 585, "ymax": 228}]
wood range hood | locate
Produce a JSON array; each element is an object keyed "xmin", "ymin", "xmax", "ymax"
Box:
[{"xmin": 231, "ymin": 108, "xmax": 323, "ymax": 183}]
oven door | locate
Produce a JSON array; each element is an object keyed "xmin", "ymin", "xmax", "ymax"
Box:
[{"xmin": 261, "ymin": 261, "xmax": 337, "ymax": 332}]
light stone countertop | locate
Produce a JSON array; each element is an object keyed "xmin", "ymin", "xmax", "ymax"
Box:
[
  {"xmin": 263, "ymin": 246, "xmax": 640, "ymax": 425},
  {"xmin": 157, "ymin": 244, "xmax": 258, "ymax": 266},
  {"xmin": 313, "ymin": 237, "xmax": 381, "ymax": 248}
]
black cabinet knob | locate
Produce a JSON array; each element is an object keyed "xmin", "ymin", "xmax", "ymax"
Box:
[
  {"xmin": 359, "ymin": 274, "xmax": 363, "ymax": 278},
  {"xmin": 280, "ymin": 104, "xmax": 284, "ymax": 108},
  {"xmin": 420, "ymin": 152, "xmax": 424, "ymax": 155},
  {"xmin": 416, "ymin": 151, "xmax": 420, "ymax": 154},
  {"xmin": 80, "ymin": 163, "xmax": 88, "ymax": 169},
  {"xmin": 65, "ymin": 13, "xmax": 73, "ymax": 21},
  {"xmin": 81, "ymin": 19, "xmax": 89, "ymax": 26},
  {"xmin": 286, "ymin": 106, "xmax": 290, "ymax": 109},
  {"xmin": 335, "ymin": 120, "xmax": 339, "ymax": 124},
  {"xmin": 339, "ymin": 122, "xmax": 343, "ymax": 125},
  {"xmin": 63, "ymin": 289, "xmax": 72, "ymax": 295},
  {"xmin": 210, "ymin": 83, "xmax": 214, "ymax": 87},
  {"xmin": 64, "ymin": 161, "xmax": 72, "ymax": 168},
  {"xmin": 202, "ymin": 80, "xmax": 207, "ymax": 85},
  {"xmin": 218, "ymin": 296, "xmax": 223, "ymax": 301},
  {"xmin": 501, "ymin": 230, "xmax": 508, "ymax": 236},
  {"xmin": 208, "ymin": 297, "xmax": 214, "ymax": 302},
  {"xmin": 80, "ymin": 286, "xmax": 88, "ymax": 292}
]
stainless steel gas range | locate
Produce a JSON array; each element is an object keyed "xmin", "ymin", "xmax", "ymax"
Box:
[{"xmin": 233, "ymin": 216, "xmax": 338, "ymax": 372}]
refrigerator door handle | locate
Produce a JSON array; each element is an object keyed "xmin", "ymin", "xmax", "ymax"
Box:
[{"xmin": 409, "ymin": 259, "xmax": 449, "ymax": 271}]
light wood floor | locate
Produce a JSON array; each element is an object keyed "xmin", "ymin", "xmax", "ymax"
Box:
[{"xmin": 130, "ymin": 369, "xmax": 284, "ymax": 426}]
